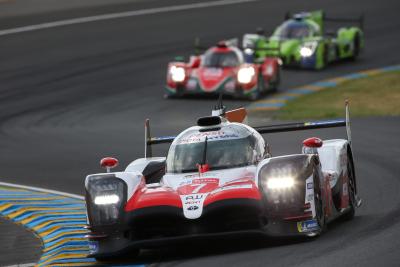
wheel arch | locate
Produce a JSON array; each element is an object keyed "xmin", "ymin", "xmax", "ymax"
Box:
[{"xmin": 347, "ymin": 144, "xmax": 358, "ymax": 194}]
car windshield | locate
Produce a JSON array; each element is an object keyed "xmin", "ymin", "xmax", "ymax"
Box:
[
  {"xmin": 202, "ymin": 51, "xmax": 240, "ymax": 68},
  {"xmin": 166, "ymin": 134, "xmax": 256, "ymax": 173},
  {"xmin": 274, "ymin": 21, "xmax": 311, "ymax": 39}
]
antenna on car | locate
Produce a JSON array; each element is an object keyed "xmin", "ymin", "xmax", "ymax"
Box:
[
  {"xmin": 202, "ymin": 136, "xmax": 208, "ymax": 166},
  {"xmin": 345, "ymin": 100, "xmax": 352, "ymax": 148},
  {"xmin": 197, "ymin": 136, "xmax": 209, "ymax": 175},
  {"xmin": 212, "ymin": 92, "xmax": 226, "ymax": 116}
]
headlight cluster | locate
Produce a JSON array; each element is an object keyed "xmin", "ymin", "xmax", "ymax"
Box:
[
  {"xmin": 300, "ymin": 41, "xmax": 318, "ymax": 58},
  {"xmin": 170, "ymin": 66, "xmax": 186, "ymax": 82},
  {"xmin": 237, "ymin": 66, "xmax": 256, "ymax": 84},
  {"xmin": 87, "ymin": 176, "xmax": 126, "ymax": 226},
  {"xmin": 267, "ymin": 177, "xmax": 295, "ymax": 189},
  {"xmin": 258, "ymin": 156, "xmax": 313, "ymax": 211},
  {"xmin": 264, "ymin": 168, "xmax": 296, "ymax": 190},
  {"xmin": 94, "ymin": 194, "xmax": 120, "ymax": 205}
]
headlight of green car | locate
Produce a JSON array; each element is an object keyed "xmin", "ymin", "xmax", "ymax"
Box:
[{"xmin": 300, "ymin": 41, "xmax": 318, "ymax": 57}]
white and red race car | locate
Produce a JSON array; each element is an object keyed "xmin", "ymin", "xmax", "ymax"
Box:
[
  {"xmin": 165, "ymin": 40, "xmax": 281, "ymax": 100},
  {"xmin": 85, "ymin": 102, "xmax": 361, "ymax": 259}
]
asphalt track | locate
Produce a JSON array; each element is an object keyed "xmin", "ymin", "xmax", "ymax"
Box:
[{"xmin": 0, "ymin": 0, "xmax": 400, "ymax": 266}]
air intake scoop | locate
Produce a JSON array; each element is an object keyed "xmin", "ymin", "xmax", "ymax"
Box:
[{"xmin": 197, "ymin": 116, "xmax": 221, "ymax": 127}]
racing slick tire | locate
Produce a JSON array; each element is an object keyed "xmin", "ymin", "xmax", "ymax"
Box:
[
  {"xmin": 342, "ymin": 150, "xmax": 357, "ymax": 220},
  {"xmin": 351, "ymin": 33, "xmax": 361, "ymax": 61},
  {"xmin": 315, "ymin": 44, "xmax": 328, "ymax": 70},
  {"xmin": 164, "ymin": 93, "xmax": 175, "ymax": 99},
  {"xmin": 269, "ymin": 68, "xmax": 280, "ymax": 92},
  {"xmin": 248, "ymin": 75, "xmax": 264, "ymax": 100},
  {"xmin": 311, "ymin": 166, "xmax": 327, "ymax": 236},
  {"xmin": 164, "ymin": 86, "xmax": 184, "ymax": 99}
]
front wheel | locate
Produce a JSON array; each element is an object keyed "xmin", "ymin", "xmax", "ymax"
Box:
[
  {"xmin": 248, "ymin": 75, "xmax": 264, "ymax": 100},
  {"xmin": 269, "ymin": 67, "xmax": 280, "ymax": 92},
  {"xmin": 351, "ymin": 34, "xmax": 361, "ymax": 61},
  {"xmin": 343, "ymin": 156, "xmax": 356, "ymax": 220},
  {"xmin": 316, "ymin": 44, "xmax": 328, "ymax": 70},
  {"xmin": 311, "ymin": 170, "xmax": 327, "ymax": 236}
]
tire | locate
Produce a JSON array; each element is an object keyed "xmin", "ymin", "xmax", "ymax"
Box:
[
  {"xmin": 313, "ymin": 169, "xmax": 327, "ymax": 235},
  {"xmin": 269, "ymin": 67, "xmax": 280, "ymax": 92},
  {"xmin": 248, "ymin": 75, "xmax": 263, "ymax": 100},
  {"xmin": 258, "ymin": 73, "xmax": 265, "ymax": 93},
  {"xmin": 316, "ymin": 44, "xmax": 328, "ymax": 70},
  {"xmin": 248, "ymin": 88, "xmax": 261, "ymax": 101},
  {"xmin": 164, "ymin": 93, "xmax": 175, "ymax": 99},
  {"xmin": 343, "ymin": 154, "xmax": 356, "ymax": 220},
  {"xmin": 351, "ymin": 33, "xmax": 361, "ymax": 61}
]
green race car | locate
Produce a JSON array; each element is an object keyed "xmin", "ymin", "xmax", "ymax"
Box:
[{"xmin": 243, "ymin": 10, "xmax": 364, "ymax": 70}]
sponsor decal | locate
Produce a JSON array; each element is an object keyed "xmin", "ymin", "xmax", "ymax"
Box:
[
  {"xmin": 203, "ymin": 68, "xmax": 223, "ymax": 78},
  {"xmin": 297, "ymin": 219, "xmax": 319, "ymax": 233},
  {"xmin": 176, "ymin": 128, "xmax": 250, "ymax": 145},
  {"xmin": 211, "ymin": 184, "xmax": 252, "ymax": 194},
  {"xmin": 180, "ymin": 193, "xmax": 208, "ymax": 219},
  {"xmin": 307, "ymin": 182, "xmax": 313, "ymax": 189},
  {"xmin": 185, "ymin": 194, "xmax": 204, "ymax": 201},
  {"xmin": 178, "ymin": 178, "xmax": 219, "ymax": 194},
  {"xmin": 224, "ymin": 80, "xmax": 236, "ymax": 92},
  {"xmin": 183, "ymin": 194, "xmax": 205, "ymax": 205},
  {"xmin": 88, "ymin": 241, "xmax": 99, "ymax": 253},
  {"xmin": 187, "ymin": 79, "xmax": 197, "ymax": 90},
  {"xmin": 192, "ymin": 178, "xmax": 219, "ymax": 184},
  {"xmin": 305, "ymin": 120, "xmax": 343, "ymax": 126},
  {"xmin": 183, "ymin": 174, "xmax": 219, "ymax": 179}
]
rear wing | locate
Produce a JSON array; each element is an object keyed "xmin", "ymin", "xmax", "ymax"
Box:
[
  {"xmin": 254, "ymin": 42, "xmax": 281, "ymax": 58},
  {"xmin": 284, "ymin": 10, "xmax": 364, "ymax": 33},
  {"xmin": 144, "ymin": 102, "xmax": 352, "ymax": 158},
  {"xmin": 324, "ymin": 14, "xmax": 364, "ymax": 31},
  {"xmin": 242, "ymin": 34, "xmax": 281, "ymax": 57},
  {"xmin": 144, "ymin": 119, "xmax": 174, "ymax": 158}
]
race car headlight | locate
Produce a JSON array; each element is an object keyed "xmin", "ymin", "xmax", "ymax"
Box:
[
  {"xmin": 170, "ymin": 66, "xmax": 186, "ymax": 82},
  {"xmin": 86, "ymin": 176, "xmax": 126, "ymax": 226},
  {"xmin": 267, "ymin": 177, "xmax": 295, "ymax": 190},
  {"xmin": 237, "ymin": 66, "xmax": 255, "ymax": 84},
  {"xmin": 300, "ymin": 42, "xmax": 318, "ymax": 57},
  {"xmin": 94, "ymin": 194, "xmax": 120, "ymax": 205}
]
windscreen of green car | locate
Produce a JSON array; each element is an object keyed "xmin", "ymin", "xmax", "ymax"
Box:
[{"xmin": 274, "ymin": 21, "xmax": 313, "ymax": 39}]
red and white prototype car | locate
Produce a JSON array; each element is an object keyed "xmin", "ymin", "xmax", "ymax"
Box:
[
  {"xmin": 85, "ymin": 103, "xmax": 361, "ymax": 259},
  {"xmin": 165, "ymin": 40, "xmax": 281, "ymax": 100}
]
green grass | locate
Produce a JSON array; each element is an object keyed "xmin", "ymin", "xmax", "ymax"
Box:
[{"xmin": 277, "ymin": 71, "xmax": 400, "ymax": 120}]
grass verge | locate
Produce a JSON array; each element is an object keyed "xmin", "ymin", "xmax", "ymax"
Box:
[{"xmin": 277, "ymin": 71, "xmax": 400, "ymax": 120}]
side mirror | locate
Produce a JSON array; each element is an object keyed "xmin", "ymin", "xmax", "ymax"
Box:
[
  {"xmin": 100, "ymin": 157, "xmax": 119, "ymax": 173},
  {"xmin": 189, "ymin": 56, "xmax": 201, "ymax": 68},
  {"xmin": 303, "ymin": 137, "xmax": 323, "ymax": 148},
  {"xmin": 302, "ymin": 137, "xmax": 323, "ymax": 154}
]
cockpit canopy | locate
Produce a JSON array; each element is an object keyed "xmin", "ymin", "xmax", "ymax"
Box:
[
  {"xmin": 273, "ymin": 20, "xmax": 319, "ymax": 39},
  {"xmin": 166, "ymin": 123, "xmax": 265, "ymax": 173},
  {"xmin": 202, "ymin": 48, "xmax": 243, "ymax": 68}
]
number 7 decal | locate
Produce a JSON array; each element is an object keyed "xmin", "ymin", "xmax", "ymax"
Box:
[{"xmin": 191, "ymin": 183, "xmax": 207, "ymax": 194}]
